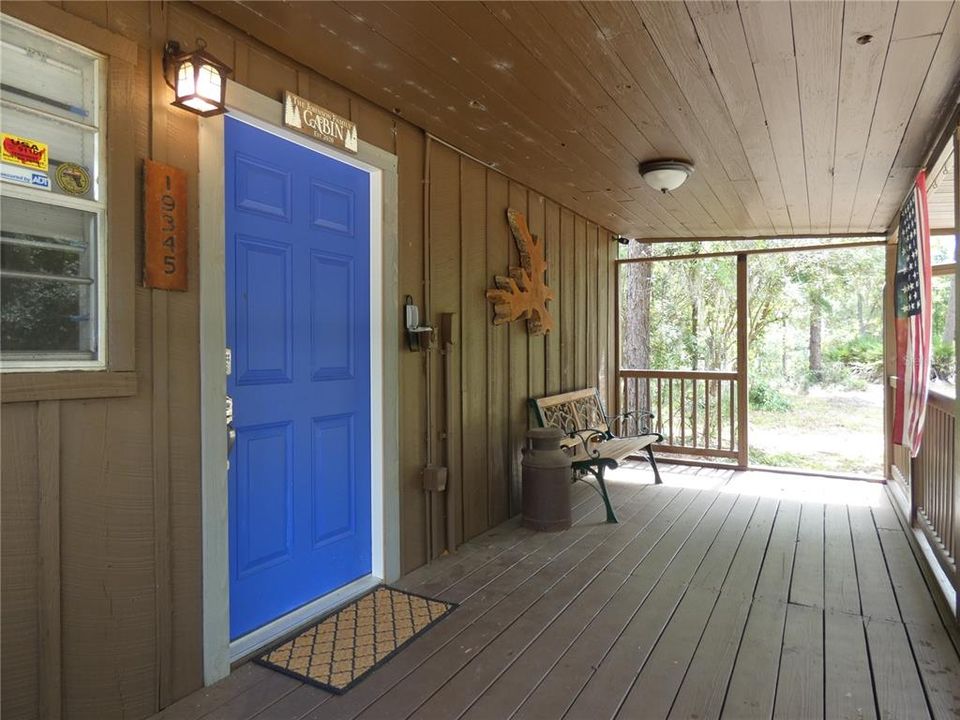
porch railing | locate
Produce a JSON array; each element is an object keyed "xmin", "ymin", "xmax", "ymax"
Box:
[
  {"xmin": 617, "ymin": 369, "xmax": 740, "ymax": 460},
  {"xmin": 912, "ymin": 388, "xmax": 958, "ymax": 594},
  {"xmin": 889, "ymin": 379, "xmax": 958, "ymax": 600}
]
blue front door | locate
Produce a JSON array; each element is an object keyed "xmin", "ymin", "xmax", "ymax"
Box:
[{"xmin": 225, "ymin": 116, "xmax": 372, "ymax": 640}]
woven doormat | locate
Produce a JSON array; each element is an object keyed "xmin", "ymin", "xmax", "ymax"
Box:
[{"xmin": 255, "ymin": 585, "xmax": 455, "ymax": 694}]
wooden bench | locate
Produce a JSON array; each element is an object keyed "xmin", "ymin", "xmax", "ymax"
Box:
[{"xmin": 530, "ymin": 388, "xmax": 663, "ymax": 523}]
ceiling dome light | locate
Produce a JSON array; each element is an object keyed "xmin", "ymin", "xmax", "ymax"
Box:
[{"xmin": 639, "ymin": 159, "xmax": 695, "ymax": 193}]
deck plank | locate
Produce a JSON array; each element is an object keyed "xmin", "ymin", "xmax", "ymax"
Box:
[
  {"xmin": 439, "ymin": 483, "xmax": 642, "ymax": 604},
  {"xmin": 513, "ymin": 490, "xmax": 725, "ymax": 719},
  {"xmin": 616, "ymin": 496, "xmax": 761, "ymax": 719},
  {"xmin": 203, "ymin": 671, "xmax": 301, "ymax": 720},
  {"xmin": 824, "ymin": 504, "xmax": 861, "ymax": 615},
  {"xmin": 753, "ymin": 501, "xmax": 802, "ymax": 603},
  {"xmin": 865, "ymin": 617, "xmax": 931, "ymax": 720},
  {"xmin": 563, "ymin": 493, "xmax": 740, "ymax": 719},
  {"xmin": 250, "ymin": 684, "xmax": 329, "ymax": 720},
  {"xmin": 789, "ymin": 502, "xmax": 824, "ymax": 608},
  {"xmin": 152, "ymin": 664, "xmax": 274, "ymax": 720},
  {"xmin": 303, "ymin": 484, "xmax": 649, "ymax": 720},
  {"xmin": 824, "ymin": 610, "xmax": 877, "ymax": 720},
  {"xmin": 421, "ymin": 486, "xmax": 684, "ymax": 720},
  {"xmin": 849, "ymin": 505, "xmax": 901, "ymax": 623},
  {"xmin": 502, "ymin": 488, "xmax": 705, "ymax": 719},
  {"xmin": 351, "ymin": 489, "xmax": 659, "ymax": 719},
  {"xmin": 667, "ymin": 499, "xmax": 779, "ymax": 720},
  {"xmin": 722, "ymin": 501, "xmax": 802, "ymax": 718},
  {"xmin": 772, "ymin": 603, "xmax": 824, "ymax": 720},
  {"xmin": 151, "ymin": 468, "xmax": 957, "ymax": 720},
  {"xmin": 877, "ymin": 528, "xmax": 960, "ymax": 720}
]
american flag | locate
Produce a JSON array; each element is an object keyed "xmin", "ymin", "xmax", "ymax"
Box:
[{"xmin": 893, "ymin": 170, "xmax": 933, "ymax": 458}]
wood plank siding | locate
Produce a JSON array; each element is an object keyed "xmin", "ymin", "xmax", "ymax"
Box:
[
  {"xmin": 197, "ymin": 0, "xmax": 960, "ymax": 239},
  {"xmin": 150, "ymin": 464, "xmax": 960, "ymax": 720},
  {"xmin": 0, "ymin": 3, "xmax": 616, "ymax": 718}
]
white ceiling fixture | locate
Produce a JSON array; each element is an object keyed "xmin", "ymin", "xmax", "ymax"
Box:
[{"xmin": 639, "ymin": 160, "xmax": 695, "ymax": 193}]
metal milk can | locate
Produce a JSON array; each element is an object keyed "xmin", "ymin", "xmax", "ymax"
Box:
[{"xmin": 521, "ymin": 427, "xmax": 573, "ymax": 531}]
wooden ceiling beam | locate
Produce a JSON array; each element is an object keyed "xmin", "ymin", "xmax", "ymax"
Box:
[
  {"xmin": 635, "ymin": 231, "xmax": 889, "ymax": 244},
  {"xmin": 616, "ymin": 238, "xmax": 888, "ymax": 264},
  {"xmin": 851, "ymin": 2, "xmax": 953, "ymax": 229}
]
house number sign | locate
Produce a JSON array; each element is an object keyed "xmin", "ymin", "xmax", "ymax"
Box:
[{"xmin": 144, "ymin": 159, "xmax": 188, "ymax": 291}]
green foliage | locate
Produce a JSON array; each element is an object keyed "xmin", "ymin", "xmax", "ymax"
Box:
[
  {"xmin": 748, "ymin": 447, "xmax": 810, "ymax": 468},
  {"xmin": 825, "ymin": 337, "xmax": 884, "ymax": 383},
  {"xmin": 932, "ymin": 337, "xmax": 956, "ymax": 381},
  {"xmin": 826, "ymin": 336, "xmax": 883, "ymax": 364},
  {"xmin": 803, "ymin": 362, "xmax": 868, "ymax": 391},
  {"xmin": 748, "ymin": 381, "xmax": 792, "ymax": 412}
]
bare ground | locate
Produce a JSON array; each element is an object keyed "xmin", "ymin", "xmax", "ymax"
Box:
[{"xmin": 749, "ymin": 383, "xmax": 885, "ymax": 476}]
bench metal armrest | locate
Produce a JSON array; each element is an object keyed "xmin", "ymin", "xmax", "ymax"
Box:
[
  {"xmin": 605, "ymin": 409, "xmax": 655, "ymax": 436},
  {"xmin": 618, "ymin": 430, "xmax": 664, "ymax": 444},
  {"xmin": 564, "ymin": 427, "xmax": 609, "ymax": 460}
]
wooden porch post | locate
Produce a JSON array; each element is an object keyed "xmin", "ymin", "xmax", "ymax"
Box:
[
  {"xmin": 953, "ymin": 121, "xmax": 959, "ymax": 609},
  {"xmin": 736, "ymin": 254, "xmax": 748, "ymax": 469}
]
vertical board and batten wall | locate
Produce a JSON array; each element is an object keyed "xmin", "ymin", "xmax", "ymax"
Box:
[
  {"xmin": 0, "ymin": 3, "xmax": 617, "ymax": 719},
  {"xmin": 426, "ymin": 140, "xmax": 618, "ymax": 550}
]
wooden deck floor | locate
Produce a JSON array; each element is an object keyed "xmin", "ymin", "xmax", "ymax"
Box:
[{"xmin": 155, "ymin": 464, "xmax": 960, "ymax": 720}]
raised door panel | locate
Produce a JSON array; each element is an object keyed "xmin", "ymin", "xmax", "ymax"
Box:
[
  {"xmin": 235, "ymin": 236, "xmax": 292, "ymax": 385},
  {"xmin": 234, "ymin": 422, "xmax": 294, "ymax": 578}
]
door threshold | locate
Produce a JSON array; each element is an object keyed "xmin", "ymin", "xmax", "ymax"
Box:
[{"xmin": 229, "ymin": 574, "xmax": 381, "ymax": 664}]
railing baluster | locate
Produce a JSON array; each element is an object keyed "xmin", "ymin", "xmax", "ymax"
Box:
[
  {"xmin": 729, "ymin": 380, "xmax": 735, "ymax": 452},
  {"xmin": 716, "ymin": 379, "xmax": 722, "ymax": 451},
  {"xmin": 680, "ymin": 378, "xmax": 686, "ymax": 447},
  {"xmin": 908, "ymin": 390, "xmax": 957, "ymax": 597},
  {"xmin": 704, "ymin": 378, "xmax": 711, "ymax": 449},
  {"xmin": 613, "ymin": 370, "xmax": 746, "ymax": 461},
  {"xmin": 668, "ymin": 378, "xmax": 674, "ymax": 446},
  {"xmin": 692, "ymin": 379, "xmax": 698, "ymax": 449},
  {"xmin": 656, "ymin": 377, "xmax": 663, "ymax": 436}
]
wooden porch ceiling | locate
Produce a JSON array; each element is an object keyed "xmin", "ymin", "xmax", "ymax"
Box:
[{"xmin": 199, "ymin": 1, "xmax": 960, "ymax": 239}]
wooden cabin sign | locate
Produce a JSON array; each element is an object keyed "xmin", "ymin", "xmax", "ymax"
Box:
[{"xmin": 486, "ymin": 208, "xmax": 555, "ymax": 335}]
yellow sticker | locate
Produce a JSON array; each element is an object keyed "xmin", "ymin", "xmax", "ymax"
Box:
[{"xmin": 1, "ymin": 133, "xmax": 49, "ymax": 171}]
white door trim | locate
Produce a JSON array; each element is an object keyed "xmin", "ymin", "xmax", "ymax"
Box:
[{"xmin": 198, "ymin": 82, "xmax": 400, "ymax": 684}]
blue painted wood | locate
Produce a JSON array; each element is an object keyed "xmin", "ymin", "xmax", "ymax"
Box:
[{"xmin": 226, "ymin": 116, "xmax": 372, "ymax": 639}]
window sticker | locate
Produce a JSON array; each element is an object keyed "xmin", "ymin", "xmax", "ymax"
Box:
[
  {"xmin": 1, "ymin": 132, "xmax": 49, "ymax": 171},
  {"xmin": 55, "ymin": 162, "xmax": 91, "ymax": 196},
  {"xmin": 1, "ymin": 163, "xmax": 50, "ymax": 190}
]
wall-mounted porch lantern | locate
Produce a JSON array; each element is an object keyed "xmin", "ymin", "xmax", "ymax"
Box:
[
  {"xmin": 639, "ymin": 159, "xmax": 695, "ymax": 193},
  {"xmin": 163, "ymin": 38, "xmax": 232, "ymax": 117}
]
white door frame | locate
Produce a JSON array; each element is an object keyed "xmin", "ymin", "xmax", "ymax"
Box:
[{"xmin": 198, "ymin": 82, "xmax": 400, "ymax": 685}]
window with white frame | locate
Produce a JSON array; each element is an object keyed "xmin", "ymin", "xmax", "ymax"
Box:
[{"xmin": 0, "ymin": 15, "xmax": 106, "ymax": 370}]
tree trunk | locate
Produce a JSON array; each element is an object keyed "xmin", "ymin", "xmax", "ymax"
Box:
[
  {"xmin": 857, "ymin": 291, "xmax": 867, "ymax": 338},
  {"xmin": 809, "ymin": 304, "xmax": 822, "ymax": 382},
  {"xmin": 620, "ymin": 246, "xmax": 651, "ymax": 369}
]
